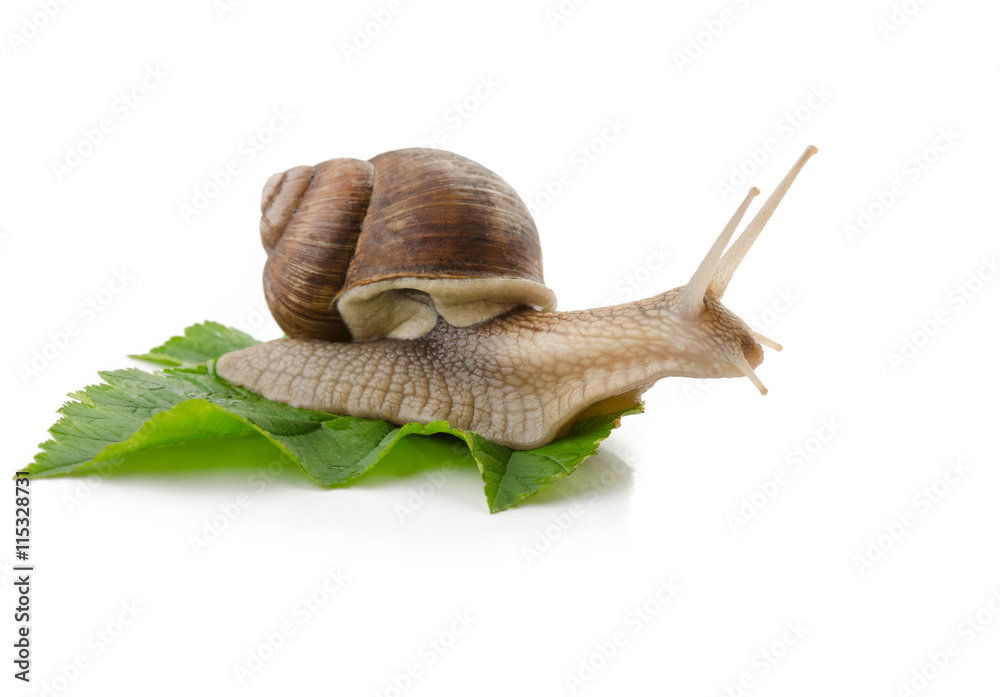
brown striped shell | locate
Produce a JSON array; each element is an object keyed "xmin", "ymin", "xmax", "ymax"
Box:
[{"xmin": 259, "ymin": 148, "xmax": 557, "ymax": 342}]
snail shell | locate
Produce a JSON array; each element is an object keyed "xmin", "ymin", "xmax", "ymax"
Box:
[{"xmin": 259, "ymin": 148, "xmax": 557, "ymax": 342}]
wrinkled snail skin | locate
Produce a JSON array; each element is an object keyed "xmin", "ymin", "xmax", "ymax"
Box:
[
  {"xmin": 215, "ymin": 290, "xmax": 763, "ymax": 450},
  {"xmin": 217, "ymin": 146, "xmax": 817, "ymax": 450}
]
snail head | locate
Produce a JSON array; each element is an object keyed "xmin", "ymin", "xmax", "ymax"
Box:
[{"xmin": 665, "ymin": 145, "xmax": 818, "ymax": 395}]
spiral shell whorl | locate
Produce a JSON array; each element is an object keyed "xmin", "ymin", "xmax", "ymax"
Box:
[
  {"xmin": 261, "ymin": 158, "xmax": 374, "ymax": 341},
  {"xmin": 260, "ymin": 166, "xmax": 314, "ymax": 253}
]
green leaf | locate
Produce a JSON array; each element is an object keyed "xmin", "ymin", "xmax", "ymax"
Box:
[
  {"xmin": 27, "ymin": 323, "xmax": 641, "ymax": 512},
  {"xmin": 129, "ymin": 321, "xmax": 259, "ymax": 367},
  {"xmin": 480, "ymin": 407, "xmax": 643, "ymax": 513}
]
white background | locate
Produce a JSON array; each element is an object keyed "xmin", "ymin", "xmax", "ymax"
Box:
[{"xmin": 3, "ymin": 1, "xmax": 999, "ymax": 695}]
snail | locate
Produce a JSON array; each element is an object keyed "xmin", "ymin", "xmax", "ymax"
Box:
[{"xmin": 217, "ymin": 146, "xmax": 817, "ymax": 449}]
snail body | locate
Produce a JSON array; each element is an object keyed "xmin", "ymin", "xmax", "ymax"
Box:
[{"xmin": 217, "ymin": 147, "xmax": 818, "ymax": 449}]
